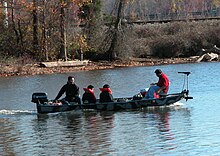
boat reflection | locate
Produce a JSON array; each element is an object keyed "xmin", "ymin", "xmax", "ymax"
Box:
[
  {"xmin": 0, "ymin": 118, "xmax": 17, "ymax": 156},
  {"xmin": 140, "ymin": 105, "xmax": 191, "ymax": 150},
  {"xmin": 31, "ymin": 111, "xmax": 115, "ymax": 155}
]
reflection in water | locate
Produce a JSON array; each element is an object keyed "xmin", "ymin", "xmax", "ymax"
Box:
[
  {"xmin": 30, "ymin": 112, "xmax": 83, "ymax": 155},
  {"xmin": 2, "ymin": 62, "xmax": 220, "ymax": 155},
  {"xmin": 29, "ymin": 111, "xmax": 115, "ymax": 155},
  {"xmin": 139, "ymin": 106, "xmax": 192, "ymax": 154},
  {"xmin": 0, "ymin": 118, "xmax": 16, "ymax": 156},
  {"xmin": 0, "ymin": 107, "xmax": 192, "ymax": 155},
  {"xmin": 80, "ymin": 111, "xmax": 115, "ymax": 155},
  {"xmin": 141, "ymin": 107, "xmax": 175, "ymax": 151}
]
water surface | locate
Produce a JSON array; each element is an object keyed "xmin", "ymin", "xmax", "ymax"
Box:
[{"xmin": 1, "ymin": 62, "xmax": 220, "ymax": 155}]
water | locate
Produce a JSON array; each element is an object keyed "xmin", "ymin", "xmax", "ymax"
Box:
[{"xmin": 0, "ymin": 62, "xmax": 220, "ymax": 155}]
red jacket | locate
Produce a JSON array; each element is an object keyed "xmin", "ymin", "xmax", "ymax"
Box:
[{"xmin": 157, "ymin": 73, "xmax": 169, "ymax": 93}]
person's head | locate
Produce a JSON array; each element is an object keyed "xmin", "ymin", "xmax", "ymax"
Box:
[
  {"xmin": 87, "ymin": 85, "xmax": 94, "ymax": 90},
  {"xmin": 154, "ymin": 69, "xmax": 162, "ymax": 77},
  {"xmin": 67, "ymin": 76, "xmax": 75, "ymax": 84},
  {"xmin": 103, "ymin": 84, "xmax": 110, "ymax": 88}
]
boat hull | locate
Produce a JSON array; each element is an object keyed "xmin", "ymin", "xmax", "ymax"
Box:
[
  {"xmin": 82, "ymin": 92, "xmax": 185, "ymax": 111},
  {"xmin": 35, "ymin": 92, "xmax": 186, "ymax": 113},
  {"xmin": 36, "ymin": 104, "xmax": 80, "ymax": 114}
]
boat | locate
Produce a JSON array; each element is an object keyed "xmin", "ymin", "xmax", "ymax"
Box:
[
  {"xmin": 31, "ymin": 93, "xmax": 81, "ymax": 114},
  {"xmin": 31, "ymin": 72, "xmax": 193, "ymax": 114}
]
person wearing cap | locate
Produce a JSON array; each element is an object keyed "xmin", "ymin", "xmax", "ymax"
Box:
[
  {"xmin": 99, "ymin": 84, "xmax": 114, "ymax": 102},
  {"xmin": 145, "ymin": 69, "xmax": 169, "ymax": 99},
  {"xmin": 54, "ymin": 76, "xmax": 81, "ymax": 104},
  {"xmin": 82, "ymin": 85, "xmax": 96, "ymax": 103}
]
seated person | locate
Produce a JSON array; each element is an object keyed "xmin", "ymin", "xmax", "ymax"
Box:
[
  {"xmin": 140, "ymin": 88, "xmax": 148, "ymax": 97},
  {"xmin": 82, "ymin": 85, "xmax": 96, "ymax": 104},
  {"xmin": 54, "ymin": 76, "xmax": 81, "ymax": 104},
  {"xmin": 145, "ymin": 69, "xmax": 169, "ymax": 99},
  {"xmin": 99, "ymin": 84, "xmax": 114, "ymax": 102},
  {"xmin": 133, "ymin": 88, "xmax": 148, "ymax": 100}
]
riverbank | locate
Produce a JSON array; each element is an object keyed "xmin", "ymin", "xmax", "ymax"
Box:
[{"xmin": 0, "ymin": 57, "xmax": 198, "ymax": 77}]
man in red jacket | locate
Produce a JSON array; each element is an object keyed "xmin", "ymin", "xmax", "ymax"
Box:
[{"xmin": 145, "ymin": 69, "xmax": 169, "ymax": 99}]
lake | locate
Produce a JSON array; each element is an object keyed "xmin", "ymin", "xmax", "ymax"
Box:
[{"xmin": 1, "ymin": 62, "xmax": 220, "ymax": 155}]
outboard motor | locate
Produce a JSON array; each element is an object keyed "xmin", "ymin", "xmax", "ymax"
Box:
[
  {"xmin": 178, "ymin": 72, "xmax": 193, "ymax": 101},
  {"xmin": 32, "ymin": 92, "xmax": 48, "ymax": 104}
]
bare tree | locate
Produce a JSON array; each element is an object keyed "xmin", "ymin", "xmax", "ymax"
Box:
[
  {"xmin": 59, "ymin": 0, "xmax": 67, "ymax": 61},
  {"xmin": 33, "ymin": 0, "xmax": 39, "ymax": 55},
  {"xmin": 2, "ymin": 0, "xmax": 8, "ymax": 28},
  {"xmin": 106, "ymin": 0, "xmax": 125, "ymax": 61},
  {"xmin": 10, "ymin": 0, "xmax": 20, "ymax": 44},
  {"xmin": 42, "ymin": 0, "xmax": 48, "ymax": 61}
]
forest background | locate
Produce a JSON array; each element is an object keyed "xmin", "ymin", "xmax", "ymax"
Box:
[{"xmin": 1, "ymin": 0, "xmax": 220, "ymax": 67}]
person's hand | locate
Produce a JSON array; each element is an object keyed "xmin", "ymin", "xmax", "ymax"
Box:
[
  {"xmin": 156, "ymin": 89, "xmax": 161, "ymax": 94},
  {"xmin": 150, "ymin": 83, "xmax": 155, "ymax": 86}
]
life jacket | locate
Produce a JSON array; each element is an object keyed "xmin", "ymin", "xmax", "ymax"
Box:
[
  {"xmin": 99, "ymin": 88, "xmax": 113, "ymax": 102},
  {"xmin": 99, "ymin": 88, "xmax": 112, "ymax": 94},
  {"xmin": 83, "ymin": 88, "xmax": 94, "ymax": 93},
  {"xmin": 82, "ymin": 88, "xmax": 96, "ymax": 103}
]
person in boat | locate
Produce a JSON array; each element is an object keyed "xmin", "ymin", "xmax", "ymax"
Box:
[
  {"xmin": 82, "ymin": 85, "xmax": 96, "ymax": 104},
  {"xmin": 133, "ymin": 88, "xmax": 148, "ymax": 100},
  {"xmin": 99, "ymin": 84, "xmax": 114, "ymax": 102},
  {"xmin": 140, "ymin": 88, "xmax": 148, "ymax": 97},
  {"xmin": 145, "ymin": 69, "xmax": 169, "ymax": 99},
  {"xmin": 54, "ymin": 76, "xmax": 81, "ymax": 104}
]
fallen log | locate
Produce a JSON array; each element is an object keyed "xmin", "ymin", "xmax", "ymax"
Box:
[
  {"xmin": 39, "ymin": 60, "xmax": 89, "ymax": 68},
  {"xmin": 196, "ymin": 53, "xmax": 219, "ymax": 62}
]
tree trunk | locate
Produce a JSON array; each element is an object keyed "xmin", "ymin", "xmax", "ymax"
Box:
[
  {"xmin": 107, "ymin": 0, "xmax": 124, "ymax": 61},
  {"xmin": 60, "ymin": 0, "xmax": 67, "ymax": 61},
  {"xmin": 33, "ymin": 0, "xmax": 39, "ymax": 55},
  {"xmin": 2, "ymin": 0, "xmax": 8, "ymax": 28},
  {"xmin": 11, "ymin": 0, "xmax": 20, "ymax": 44},
  {"xmin": 42, "ymin": 0, "xmax": 48, "ymax": 61},
  {"xmin": 18, "ymin": 19, "xmax": 24, "ymax": 47}
]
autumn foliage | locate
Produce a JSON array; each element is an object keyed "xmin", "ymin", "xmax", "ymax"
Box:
[{"xmin": 0, "ymin": 0, "xmax": 220, "ymax": 62}]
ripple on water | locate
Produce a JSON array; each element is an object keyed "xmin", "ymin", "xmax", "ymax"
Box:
[{"xmin": 1, "ymin": 63, "xmax": 220, "ymax": 155}]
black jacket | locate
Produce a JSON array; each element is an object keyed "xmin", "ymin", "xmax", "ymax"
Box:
[
  {"xmin": 55, "ymin": 83, "xmax": 79, "ymax": 101},
  {"xmin": 99, "ymin": 91, "xmax": 113, "ymax": 102},
  {"xmin": 82, "ymin": 92, "xmax": 96, "ymax": 103}
]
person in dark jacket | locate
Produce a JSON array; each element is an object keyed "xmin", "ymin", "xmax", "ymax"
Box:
[
  {"xmin": 54, "ymin": 76, "xmax": 81, "ymax": 104},
  {"xmin": 99, "ymin": 84, "xmax": 113, "ymax": 102},
  {"xmin": 82, "ymin": 85, "xmax": 96, "ymax": 103}
]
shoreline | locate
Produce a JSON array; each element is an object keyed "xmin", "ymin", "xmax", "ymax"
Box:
[{"xmin": 0, "ymin": 57, "xmax": 200, "ymax": 77}]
